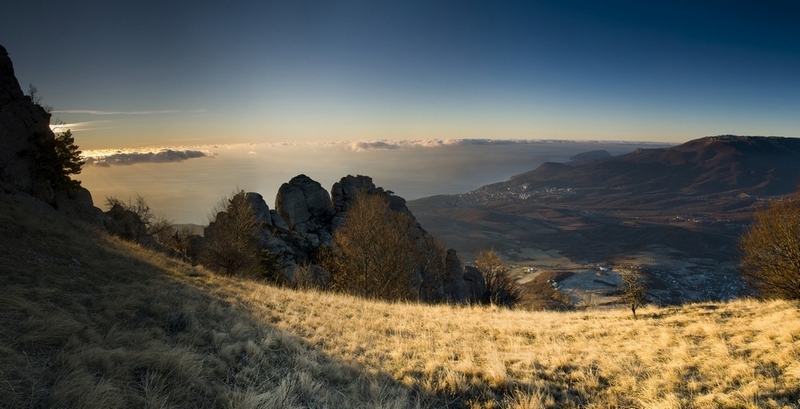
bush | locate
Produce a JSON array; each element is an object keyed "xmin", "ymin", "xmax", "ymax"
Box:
[
  {"xmin": 105, "ymin": 195, "xmax": 173, "ymax": 242},
  {"xmin": 738, "ymin": 188, "xmax": 800, "ymax": 300}
]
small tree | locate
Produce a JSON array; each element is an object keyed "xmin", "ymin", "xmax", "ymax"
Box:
[
  {"xmin": 738, "ymin": 188, "xmax": 800, "ymax": 300},
  {"xmin": 475, "ymin": 248, "xmax": 521, "ymax": 307},
  {"xmin": 619, "ymin": 269, "xmax": 646, "ymax": 318},
  {"xmin": 201, "ymin": 191, "xmax": 261, "ymax": 276}
]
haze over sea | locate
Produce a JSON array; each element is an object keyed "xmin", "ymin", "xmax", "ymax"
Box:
[{"xmin": 79, "ymin": 139, "xmax": 669, "ymax": 224}]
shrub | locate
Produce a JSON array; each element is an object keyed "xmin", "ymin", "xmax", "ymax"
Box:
[{"xmin": 105, "ymin": 195, "xmax": 173, "ymax": 242}]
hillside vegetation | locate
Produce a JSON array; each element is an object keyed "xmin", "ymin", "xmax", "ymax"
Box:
[{"xmin": 2, "ymin": 194, "xmax": 800, "ymax": 408}]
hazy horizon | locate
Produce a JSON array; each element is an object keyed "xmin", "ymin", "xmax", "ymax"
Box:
[{"xmin": 78, "ymin": 139, "xmax": 670, "ymax": 224}]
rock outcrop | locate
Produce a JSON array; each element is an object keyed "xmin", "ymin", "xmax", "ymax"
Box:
[
  {"xmin": 203, "ymin": 173, "xmax": 486, "ymax": 303},
  {"xmin": 275, "ymin": 174, "xmax": 334, "ymax": 232},
  {"xmin": 0, "ymin": 44, "xmax": 102, "ymax": 223}
]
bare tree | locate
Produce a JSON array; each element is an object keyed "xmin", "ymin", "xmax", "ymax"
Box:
[
  {"xmin": 323, "ymin": 192, "xmax": 421, "ymax": 301},
  {"xmin": 475, "ymin": 248, "xmax": 520, "ymax": 307},
  {"xmin": 619, "ymin": 269, "xmax": 646, "ymax": 318},
  {"xmin": 738, "ymin": 188, "xmax": 800, "ymax": 300}
]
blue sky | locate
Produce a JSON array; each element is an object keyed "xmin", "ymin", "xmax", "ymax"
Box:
[{"xmin": 3, "ymin": 0, "xmax": 800, "ymax": 149}]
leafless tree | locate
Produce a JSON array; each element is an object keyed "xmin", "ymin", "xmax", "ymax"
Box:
[
  {"xmin": 475, "ymin": 247, "xmax": 520, "ymax": 307},
  {"xmin": 619, "ymin": 269, "xmax": 646, "ymax": 318},
  {"xmin": 738, "ymin": 188, "xmax": 800, "ymax": 300}
]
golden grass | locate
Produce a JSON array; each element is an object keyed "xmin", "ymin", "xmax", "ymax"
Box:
[{"xmin": 2, "ymin": 194, "xmax": 799, "ymax": 408}]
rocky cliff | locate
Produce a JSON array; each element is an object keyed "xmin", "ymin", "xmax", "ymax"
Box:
[{"xmin": 0, "ymin": 44, "xmax": 101, "ymax": 221}]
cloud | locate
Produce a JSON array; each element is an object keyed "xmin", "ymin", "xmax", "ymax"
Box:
[
  {"xmin": 52, "ymin": 109, "xmax": 207, "ymax": 115},
  {"xmin": 84, "ymin": 149, "xmax": 212, "ymax": 167},
  {"xmin": 349, "ymin": 141, "xmax": 403, "ymax": 152},
  {"xmin": 49, "ymin": 121, "xmax": 113, "ymax": 132},
  {"xmin": 346, "ymin": 138, "xmax": 557, "ymax": 152}
]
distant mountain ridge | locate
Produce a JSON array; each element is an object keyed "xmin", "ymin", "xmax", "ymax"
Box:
[{"xmin": 493, "ymin": 135, "xmax": 800, "ymax": 198}]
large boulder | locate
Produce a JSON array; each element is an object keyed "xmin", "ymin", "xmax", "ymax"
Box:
[{"xmin": 275, "ymin": 174, "xmax": 334, "ymax": 232}]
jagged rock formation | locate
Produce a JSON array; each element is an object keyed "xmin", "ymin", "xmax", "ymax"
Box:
[
  {"xmin": 202, "ymin": 173, "xmax": 485, "ymax": 303},
  {"xmin": 0, "ymin": 44, "xmax": 102, "ymax": 222}
]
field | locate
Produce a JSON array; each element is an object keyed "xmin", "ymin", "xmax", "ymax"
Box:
[{"xmin": 2, "ymin": 194, "xmax": 800, "ymax": 408}]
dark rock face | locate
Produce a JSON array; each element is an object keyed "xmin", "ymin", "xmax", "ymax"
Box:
[
  {"xmin": 332, "ymin": 174, "xmax": 412, "ymax": 215},
  {"xmin": 463, "ymin": 265, "xmax": 487, "ymax": 303},
  {"xmin": 0, "ymin": 44, "xmax": 53, "ymax": 197},
  {"xmin": 245, "ymin": 192, "xmax": 271, "ymax": 226},
  {"xmin": 443, "ymin": 249, "xmax": 469, "ymax": 303},
  {"xmin": 0, "ymin": 44, "xmax": 102, "ymax": 223}
]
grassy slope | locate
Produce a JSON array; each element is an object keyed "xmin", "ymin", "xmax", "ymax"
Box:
[{"xmin": 2, "ymin": 194, "xmax": 799, "ymax": 408}]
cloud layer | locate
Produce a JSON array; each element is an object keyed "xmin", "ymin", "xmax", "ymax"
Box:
[
  {"xmin": 346, "ymin": 138, "xmax": 610, "ymax": 152},
  {"xmin": 84, "ymin": 149, "xmax": 212, "ymax": 167}
]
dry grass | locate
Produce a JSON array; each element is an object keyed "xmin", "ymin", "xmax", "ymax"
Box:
[{"xmin": 2, "ymin": 194, "xmax": 799, "ymax": 408}]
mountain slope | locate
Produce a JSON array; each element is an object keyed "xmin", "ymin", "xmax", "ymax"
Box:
[
  {"xmin": 500, "ymin": 135, "xmax": 800, "ymax": 197},
  {"xmin": 3, "ymin": 193, "xmax": 800, "ymax": 408}
]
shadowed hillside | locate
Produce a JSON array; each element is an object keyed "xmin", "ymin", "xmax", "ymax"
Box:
[{"xmin": 3, "ymin": 194, "xmax": 800, "ymax": 408}]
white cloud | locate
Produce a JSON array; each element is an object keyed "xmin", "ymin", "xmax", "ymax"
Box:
[
  {"xmin": 349, "ymin": 140, "xmax": 402, "ymax": 152},
  {"xmin": 84, "ymin": 148, "xmax": 213, "ymax": 167},
  {"xmin": 52, "ymin": 109, "xmax": 207, "ymax": 115}
]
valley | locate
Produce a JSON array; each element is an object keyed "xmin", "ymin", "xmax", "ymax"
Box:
[{"xmin": 410, "ymin": 136, "xmax": 800, "ymax": 308}]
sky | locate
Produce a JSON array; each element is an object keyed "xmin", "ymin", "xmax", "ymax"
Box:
[{"xmin": 3, "ymin": 1, "xmax": 800, "ymax": 149}]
